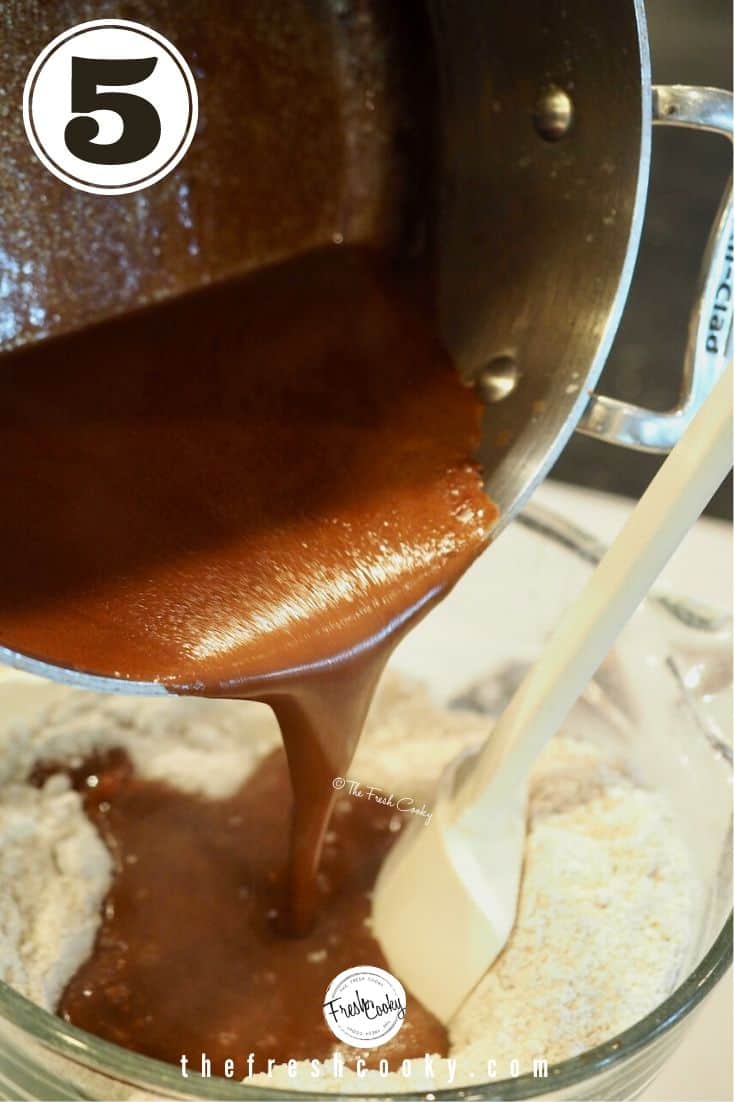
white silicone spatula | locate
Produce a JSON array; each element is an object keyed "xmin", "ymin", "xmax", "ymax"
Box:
[{"xmin": 373, "ymin": 363, "xmax": 733, "ymax": 1025}]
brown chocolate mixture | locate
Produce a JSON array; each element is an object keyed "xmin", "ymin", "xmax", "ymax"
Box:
[
  {"xmin": 5, "ymin": 245, "xmax": 494, "ymax": 1062},
  {"xmin": 33, "ymin": 747, "xmax": 447, "ymax": 1072},
  {"xmin": 1, "ymin": 0, "xmax": 494, "ymax": 1069}
]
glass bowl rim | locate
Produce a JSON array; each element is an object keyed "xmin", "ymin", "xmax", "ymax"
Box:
[{"xmin": 0, "ymin": 503, "xmax": 731, "ymax": 1101}]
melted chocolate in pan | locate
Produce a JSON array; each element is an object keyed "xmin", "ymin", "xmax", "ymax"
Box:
[{"xmin": 5, "ymin": 246, "xmax": 494, "ymax": 935}]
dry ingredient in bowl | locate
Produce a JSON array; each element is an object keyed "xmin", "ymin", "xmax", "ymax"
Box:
[{"xmin": 0, "ymin": 672, "xmax": 696, "ymax": 1093}]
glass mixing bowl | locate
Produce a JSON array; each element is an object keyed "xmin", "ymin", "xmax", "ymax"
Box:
[{"xmin": 0, "ymin": 504, "xmax": 730, "ymax": 1101}]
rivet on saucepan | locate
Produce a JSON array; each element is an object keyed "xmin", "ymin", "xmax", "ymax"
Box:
[
  {"xmin": 534, "ymin": 86, "xmax": 574, "ymax": 141},
  {"xmin": 476, "ymin": 356, "xmax": 520, "ymax": 404}
]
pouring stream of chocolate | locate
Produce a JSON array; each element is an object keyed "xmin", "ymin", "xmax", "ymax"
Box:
[{"xmin": 0, "ymin": 246, "xmax": 496, "ymax": 936}]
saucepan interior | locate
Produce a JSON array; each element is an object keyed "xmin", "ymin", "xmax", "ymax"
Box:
[{"xmin": 2, "ymin": 0, "xmax": 651, "ymax": 544}]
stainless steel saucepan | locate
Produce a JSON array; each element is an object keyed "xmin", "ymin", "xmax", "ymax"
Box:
[{"xmin": 0, "ymin": 0, "xmax": 731, "ymax": 693}]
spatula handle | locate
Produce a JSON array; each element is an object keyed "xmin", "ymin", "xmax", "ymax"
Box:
[{"xmin": 463, "ymin": 363, "xmax": 733, "ymax": 804}]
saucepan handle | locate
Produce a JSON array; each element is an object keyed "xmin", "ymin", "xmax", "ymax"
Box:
[{"xmin": 578, "ymin": 85, "xmax": 733, "ymax": 454}]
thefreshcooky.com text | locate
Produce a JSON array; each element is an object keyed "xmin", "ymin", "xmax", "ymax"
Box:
[{"xmin": 180, "ymin": 1052, "xmax": 550, "ymax": 1083}]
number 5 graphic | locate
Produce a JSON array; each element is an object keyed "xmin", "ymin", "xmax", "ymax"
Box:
[
  {"xmin": 24, "ymin": 19, "xmax": 197, "ymax": 194},
  {"xmin": 64, "ymin": 57, "xmax": 161, "ymax": 165}
]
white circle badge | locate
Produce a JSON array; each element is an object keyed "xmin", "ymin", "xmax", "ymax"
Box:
[
  {"xmin": 323, "ymin": 966, "xmax": 407, "ymax": 1049},
  {"xmin": 23, "ymin": 19, "xmax": 198, "ymax": 195}
]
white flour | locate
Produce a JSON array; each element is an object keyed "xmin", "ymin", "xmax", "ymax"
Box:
[{"xmin": 0, "ymin": 672, "xmax": 696, "ymax": 1092}]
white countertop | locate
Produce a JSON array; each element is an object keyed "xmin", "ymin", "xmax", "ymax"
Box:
[{"xmin": 541, "ymin": 480, "xmax": 732, "ymax": 1102}]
